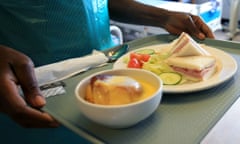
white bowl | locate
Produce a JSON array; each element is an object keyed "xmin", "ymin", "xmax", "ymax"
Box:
[{"xmin": 75, "ymin": 68, "xmax": 163, "ymax": 128}]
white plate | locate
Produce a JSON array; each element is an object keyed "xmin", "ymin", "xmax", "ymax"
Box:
[{"xmin": 113, "ymin": 44, "xmax": 238, "ymax": 93}]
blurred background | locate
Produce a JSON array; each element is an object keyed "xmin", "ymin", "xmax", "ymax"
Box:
[{"xmin": 110, "ymin": 0, "xmax": 240, "ymax": 42}]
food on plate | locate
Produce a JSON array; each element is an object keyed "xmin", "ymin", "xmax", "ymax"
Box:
[
  {"xmin": 85, "ymin": 75, "xmax": 156, "ymax": 105},
  {"xmin": 159, "ymin": 72, "xmax": 182, "ymax": 85},
  {"xmin": 166, "ymin": 56, "xmax": 216, "ymax": 81},
  {"xmin": 123, "ymin": 32, "xmax": 217, "ymax": 84},
  {"xmin": 166, "ymin": 32, "xmax": 217, "ymax": 81},
  {"xmin": 127, "ymin": 52, "xmax": 151, "ymax": 68},
  {"xmin": 170, "ymin": 32, "xmax": 210, "ymax": 57},
  {"xmin": 135, "ymin": 49, "xmax": 155, "ymax": 55}
]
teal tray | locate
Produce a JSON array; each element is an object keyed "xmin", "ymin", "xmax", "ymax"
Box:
[{"xmin": 43, "ymin": 34, "xmax": 240, "ymax": 144}]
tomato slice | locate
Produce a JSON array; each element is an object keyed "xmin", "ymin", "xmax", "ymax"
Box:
[
  {"xmin": 128, "ymin": 52, "xmax": 150, "ymax": 68},
  {"xmin": 127, "ymin": 58, "xmax": 142, "ymax": 68},
  {"xmin": 140, "ymin": 54, "xmax": 150, "ymax": 62},
  {"xmin": 130, "ymin": 53, "xmax": 150, "ymax": 63},
  {"xmin": 130, "ymin": 53, "xmax": 142, "ymax": 61}
]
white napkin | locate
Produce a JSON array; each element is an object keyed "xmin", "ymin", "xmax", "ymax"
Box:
[{"xmin": 35, "ymin": 50, "xmax": 108, "ymax": 86}]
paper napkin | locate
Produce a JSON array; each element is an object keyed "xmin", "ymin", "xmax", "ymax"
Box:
[{"xmin": 34, "ymin": 50, "xmax": 108, "ymax": 97}]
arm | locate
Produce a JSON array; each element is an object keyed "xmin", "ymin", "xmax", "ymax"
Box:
[
  {"xmin": 108, "ymin": 0, "xmax": 215, "ymax": 39},
  {"xmin": 0, "ymin": 45, "xmax": 59, "ymax": 128}
]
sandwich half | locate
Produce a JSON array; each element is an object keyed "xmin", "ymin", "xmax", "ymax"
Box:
[
  {"xmin": 170, "ymin": 32, "xmax": 210, "ymax": 57},
  {"xmin": 166, "ymin": 56, "xmax": 216, "ymax": 81}
]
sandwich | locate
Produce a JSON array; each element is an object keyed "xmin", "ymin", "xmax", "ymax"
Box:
[
  {"xmin": 166, "ymin": 56, "xmax": 216, "ymax": 81},
  {"xmin": 170, "ymin": 32, "xmax": 210, "ymax": 57}
]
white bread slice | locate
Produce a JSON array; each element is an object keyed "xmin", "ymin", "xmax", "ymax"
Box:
[
  {"xmin": 170, "ymin": 32, "xmax": 210, "ymax": 57},
  {"xmin": 166, "ymin": 56, "xmax": 215, "ymax": 70},
  {"xmin": 166, "ymin": 56, "xmax": 216, "ymax": 81}
]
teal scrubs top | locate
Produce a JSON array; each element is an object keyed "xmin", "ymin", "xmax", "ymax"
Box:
[
  {"xmin": 0, "ymin": 0, "xmax": 114, "ymax": 66},
  {"xmin": 0, "ymin": 0, "xmax": 113, "ymax": 143}
]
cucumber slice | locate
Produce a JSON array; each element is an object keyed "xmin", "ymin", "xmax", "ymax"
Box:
[
  {"xmin": 159, "ymin": 72, "xmax": 182, "ymax": 85},
  {"xmin": 135, "ymin": 49, "xmax": 155, "ymax": 55}
]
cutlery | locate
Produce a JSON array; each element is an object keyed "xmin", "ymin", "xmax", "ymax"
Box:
[
  {"xmin": 40, "ymin": 44, "xmax": 129, "ymax": 98},
  {"xmin": 102, "ymin": 44, "xmax": 129, "ymax": 63}
]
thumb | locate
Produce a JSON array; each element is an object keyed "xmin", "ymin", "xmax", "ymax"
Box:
[
  {"xmin": 19, "ymin": 79, "xmax": 46, "ymax": 108},
  {"xmin": 19, "ymin": 73, "xmax": 46, "ymax": 108},
  {"xmin": 11, "ymin": 54, "xmax": 46, "ymax": 108},
  {"xmin": 26, "ymin": 93, "xmax": 46, "ymax": 108}
]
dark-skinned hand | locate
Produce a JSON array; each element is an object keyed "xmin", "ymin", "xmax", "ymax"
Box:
[
  {"xmin": 0, "ymin": 45, "xmax": 59, "ymax": 128},
  {"xmin": 163, "ymin": 11, "xmax": 215, "ymax": 40}
]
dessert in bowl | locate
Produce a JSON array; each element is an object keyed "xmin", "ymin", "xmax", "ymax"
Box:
[{"xmin": 75, "ymin": 68, "xmax": 163, "ymax": 128}]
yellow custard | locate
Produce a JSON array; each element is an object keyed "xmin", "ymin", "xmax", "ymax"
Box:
[{"xmin": 84, "ymin": 76, "xmax": 157, "ymax": 105}]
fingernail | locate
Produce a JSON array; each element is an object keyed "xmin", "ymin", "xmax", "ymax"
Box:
[
  {"xmin": 199, "ymin": 33, "xmax": 205, "ymax": 39},
  {"xmin": 35, "ymin": 95, "xmax": 46, "ymax": 106}
]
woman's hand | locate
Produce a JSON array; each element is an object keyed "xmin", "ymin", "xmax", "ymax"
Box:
[
  {"xmin": 163, "ymin": 11, "xmax": 215, "ymax": 40},
  {"xmin": 0, "ymin": 45, "xmax": 59, "ymax": 128}
]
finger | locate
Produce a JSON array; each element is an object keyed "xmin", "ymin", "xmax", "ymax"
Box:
[
  {"xmin": 184, "ymin": 15, "xmax": 205, "ymax": 39},
  {"xmin": 10, "ymin": 55, "xmax": 45, "ymax": 108},
  {"xmin": 11, "ymin": 106, "xmax": 60, "ymax": 128},
  {"xmin": 164, "ymin": 13, "xmax": 203, "ymax": 39},
  {"xmin": 192, "ymin": 15, "xmax": 215, "ymax": 39},
  {"xmin": 1, "ymin": 80, "xmax": 59, "ymax": 128}
]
